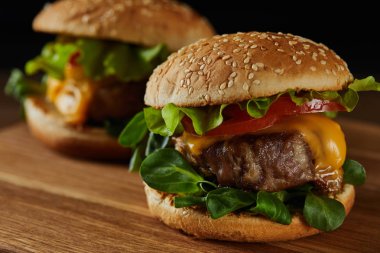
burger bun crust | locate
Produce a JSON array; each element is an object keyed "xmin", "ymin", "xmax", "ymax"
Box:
[{"xmin": 24, "ymin": 97, "xmax": 130, "ymax": 160}]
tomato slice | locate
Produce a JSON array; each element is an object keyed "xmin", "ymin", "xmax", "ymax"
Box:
[
  {"xmin": 69, "ymin": 51, "xmax": 81, "ymax": 66},
  {"xmin": 183, "ymin": 96, "xmax": 346, "ymax": 136}
]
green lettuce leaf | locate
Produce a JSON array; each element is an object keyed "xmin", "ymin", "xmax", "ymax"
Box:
[
  {"xmin": 343, "ymin": 159, "xmax": 366, "ymax": 185},
  {"xmin": 145, "ymin": 103, "xmax": 226, "ymax": 136},
  {"xmin": 25, "ymin": 38, "xmax": 169, "ymax": 82},
  {"xmin": 25, "ymin": 42, "xmax": 78, "ymax": 79},
  {"xmin": 5, "ymin": 69, "xmax": 46, "ymax": 102},
  {"xmin": 139, "ymin": 76, "xmax": 380, "ymax": 136},
  {"xmin": 250, "ymin": 191, "xmax": 291, "ymax": 225},
  {"xmin": 348, "ymin": 76, "xmax": 380, "ymax": 91}
]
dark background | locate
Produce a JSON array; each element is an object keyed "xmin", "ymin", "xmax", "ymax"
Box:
[
  {"xmin": 0, "ymin": 1, "xmax": 379, "ymax": 125},
  {"xmin": 1, "ymin": 1, "xmax": 379, "ymax": 78}
]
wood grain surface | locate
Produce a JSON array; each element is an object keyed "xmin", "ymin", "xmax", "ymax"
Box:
[{"xmin": 0, "ymin": 120, "xmax": 379, "ymax": 253}]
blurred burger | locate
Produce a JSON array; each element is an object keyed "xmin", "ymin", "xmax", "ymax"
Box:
[
  {"xmin": 120, "ymin": 32, "xmax": 378, "ymax": 241},
  {"xmin": 5, "ymin": 0, "xmax": 215, "ymax": 159}
]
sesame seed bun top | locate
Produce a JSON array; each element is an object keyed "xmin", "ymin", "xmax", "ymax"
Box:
[
  {"xmin": 32, "ymin": 0, "xmax": 215, "ymax": 52},
  {"xmin": 145, "ymin": 32, "xmax": 353, "ymax": 108}
]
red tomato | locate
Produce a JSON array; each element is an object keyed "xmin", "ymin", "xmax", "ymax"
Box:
[
  {"xmin": 183, "ymin": 96, "xmax": 346, "ymax": 136},
  {"xmin": 69, "ymin": 51, "xmax": 81, "ymax": 66}
]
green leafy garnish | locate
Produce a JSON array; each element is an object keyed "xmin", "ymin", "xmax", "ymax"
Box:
[
  {"xmin": 5, "ymin": 69, "xmax": 46, "ymax": 102},
  {"xmin": 119, "ymin": 111, "xmax": 148, "ymax": 148},
  {"xmin": 131, "ymin": 76, "xmax": 380, "ymax": 137},
  {"xmin": 303, "ymin": 192, "xmax": 346, "ymax": 231},
  {"xmin": 348, "ymin": 76, "xmax": 380, "ymax": 91},
  {"xmin": 26, "ymin": 38, "xmax": 169, "ymax": 82},
  {"xmin": 144, "ymin": 103, "xmax": 227, "ymax": 136},
  {"xmin": 343, "ymin": 159, "xmax": 366, "ymax": 185},
  {"xmin": 206, "ymin": 188, "xmax": 256, "ymax": 219},
  {"xmin": 174, "ymin": 196, "xmax": 206, "ymax": 208},
  {"xmin": 25, "ymin": 42, "xmax": 78, "ymax": 79},
  {"xmin": 250, "ymin": 191, "xmax": 291, "ymax": 225},
  {"xmin": 128, "ymin": 143, "xmax": 145, "ymax": 172},
  {"xmin": 145, "ymin": 132, "xmax": 169, "ymax": 156},
  {"xmin": 140, "ymin": 149, "xmax": 203, "ymax": 194}
]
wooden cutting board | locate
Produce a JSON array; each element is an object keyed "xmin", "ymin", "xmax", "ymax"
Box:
[{"xmin": 0, "ymin": 119, "xmax": 379, "ymax": 253}]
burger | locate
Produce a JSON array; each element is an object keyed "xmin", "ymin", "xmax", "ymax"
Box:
[
  {"xmin": 120, "ymin": 31, "xmax": 377, "ymax": 242},
  {"xmin": 5, "ymin": 0, "xmax": 215, "ymax": 160}
]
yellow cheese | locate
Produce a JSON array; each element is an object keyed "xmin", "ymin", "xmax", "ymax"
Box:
[{"xmin": 179, "ymin": 114, "xmax": 346, "ymax": 186}]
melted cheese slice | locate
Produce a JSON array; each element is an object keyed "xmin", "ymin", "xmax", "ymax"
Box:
[
  {"xmin": 46, "ymin": 64, "xmax": 95, "ymax": 125},
  {"xmin": 179, "ymin": 114, "xmax": 346, "ymax": 176}
]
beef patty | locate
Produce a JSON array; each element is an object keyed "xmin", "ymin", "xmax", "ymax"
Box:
[{"xmin": 174, "ymin": 132, "xmax": 342, "ymax": 193}]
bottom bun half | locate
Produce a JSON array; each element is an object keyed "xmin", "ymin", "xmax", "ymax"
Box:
[
  {"xmin": 144, "ymin": 184, "xmax": 355, "ymax": 242},
  {"xmin": 24, "ymin": 97, "xmax": 130, "ymax": 160}
]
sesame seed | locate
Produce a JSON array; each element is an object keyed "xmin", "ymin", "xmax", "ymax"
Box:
[
  {"xmin": 188, "ymin": 87, "xmax": 194, "ymax": 94},
  {"xmin": 243, "ymin": 83, "xmax": 249, "ymax": 91},
  {"xmin": 200, "ymin": 64, "xmax": 206, "ymax": 70},
  {"xmin": 332, "ymin": 70, "xmax": 337, "ymax": 76},
  {"xmin": 81, "ymin": 15, "xmax": 90, "ymax": 23},
  {"xmin": 222, "ymin": 55, "xmax": 231, "ymax": 60},
  {"xmin": 198, "ymin": 71, "xmax": 204, "ymax": 76},
  {"xmin": 339, "ymin": 65, "xmax": 345, "ymax": 71},
  {"xmin": 244, "ymin": 57, "xmax": 250, "ymax": 64},
  {"xmin": 310, "ymin": 66, "xmax": 317, "ymax": 71},
  {"xmin": 180, "ymin": 79, "xmax": 185, "ymax": 86},
  {"xmin": 225, "ymin": 60, "xmax": 232, "ymax": 66},
  {"xmin": 217, "ymin": 51, "xmax": 224, "ymax": 56},
  {"xmin": 251, "ymin": 64, "xmax": 258, "ymax": 71},
  {"xmin": 223, "ymin": 39, "xmax": 229, "ymax": 42},
  {"xmin": 277, "ymin": 48, "xmax": 285, "ymax": 52},
  {"xmin": 320, "ymin": 60, "xmax": 327, "ymax": 65},
  {"xmin": 204, "ymin": 94, "xmax": 210, "ymax": 102},
  {"xmin": 303, "ymin": 44, "xmax": 310, "ymax": 50},
  {"xmin": 179, "ymin": 61, "xmax": 185, "ymax": 66},
  {"xmin": 213, "ymin": 43, "xmax": 219, "ymax": 48},
  {"xmin": 184, "ymin": 69, "xmax": 190, "ymax": 73},
  {"xmin": 218, "ymin": 90, "xmax": 225, "ymax": 95},
  {"xmin": 289, "ymin": 41, "xmax": 298, "ymax": 46},
  {"xmin": 239, "ymin": 43, "xmax": 246, "ymax": 47},
  {"xmin": 296, "ymin": 51, "xmax": 305, "ymax": 55},
  {"xmin": 318, "ymin": 48, "xmax": 325, "ymax": 53},
  {"xmin": 312, "ymin": 53, "xmax": 318, "ymax": 61},
  {"xmin": 232, "ymin": 61, "xmax": 237, "ymax": 68},
  {"xmin": 292, "ymin": 55, "xmax": 298, "ymax": 61},
  {"xmin": 248, "ymin": 72, "xmax": 255, "ymax": 79},
  {"xmin": 229, "ymin": 72, "xmax": 237, "ymax": 78},
  {"xmin": 275, "ymin": 68, "xmax": 284, "ymax": 75},
  {"xmin": 228, "ymin": 80, "xmax": 234, "ymax": 87},
  {"xmin": 250, "ymin": 44, "xmax": 258, "ymax": 49},
  {"xmin": 185, "ymin": 72, "xmax": 191, "ymax": 79},
  {"xmin": 296, "ymin": 59, "xmax": 302, "ymax": 65},
  {"xmin": 219, "ymin": 82, "xmax": 227, "ymax": 90},
  {"xmin": 233, "ymin": 48, "xmax": 241, "ymax": 53},
  {"xmin": 252, "ymin": 80, "xmax": 261, "ymax": 85},
  {"xmin": 260, "ymin": 46, "xmax": 267, "ymax": 51},
  {"xmin": 207, "ymin": 58, "xmax": 212, "ymax": 64},
  {"xmin": 274, "ymin": 42, "xmax": 279, "ymax": 46},
  {"xmin": 186, "ymin": 79, "xmax": 191, "ymax": 86},
  {"xmin": 256, "ymin": 62, "xmax": 264, "ymax": 68},
  {"xmin": 259, "ymin": 33, "xmax": 268, "ymax": 39}
]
